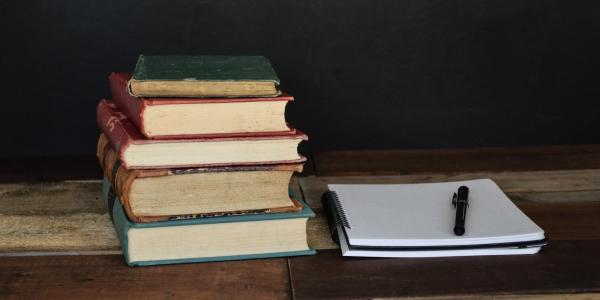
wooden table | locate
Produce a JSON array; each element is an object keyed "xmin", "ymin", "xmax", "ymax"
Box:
[{"xmin": 2, "ymin": 145, "xmax": 600, "ymax": 299}]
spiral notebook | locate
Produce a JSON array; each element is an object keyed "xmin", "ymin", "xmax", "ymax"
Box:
[{"xmin": 322, "ymin": 179, "xmax": 547, "ymax": 257}]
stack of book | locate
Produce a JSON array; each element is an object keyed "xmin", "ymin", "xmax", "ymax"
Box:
[{"xmin": 96, "ymin": 55, "xmax": 315, "ymax": 266}]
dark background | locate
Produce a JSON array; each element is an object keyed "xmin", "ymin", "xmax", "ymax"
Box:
[{"xmin": 1, "ymin": 0, "xmax": 599, "ymax": 158}]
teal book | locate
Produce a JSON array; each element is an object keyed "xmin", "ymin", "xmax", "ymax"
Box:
[
  {"xmin": 128, "ymin": 55, "xmax": 281, "ymax": 98},
  {"xmin": 102, "ymin": 177, "xmax": 316, "ymax": 266}
]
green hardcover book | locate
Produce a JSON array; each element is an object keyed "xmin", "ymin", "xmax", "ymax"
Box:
[
  {"xmin": 102, "ymin": 177, "xmax": 315, "ymax": 266},
  {"xmin": 128, "ymin": 55, "xmax": 281, "ymax": 98}
]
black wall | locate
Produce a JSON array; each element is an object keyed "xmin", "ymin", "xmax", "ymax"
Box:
[{"xmin": 2, "ymin": 0, "xmax": 600, "ymax": 158}]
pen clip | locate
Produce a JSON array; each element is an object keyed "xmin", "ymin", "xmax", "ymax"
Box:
[{"xmin": 452, "ymin": 192, "xmax": 458, "ymax": 207}]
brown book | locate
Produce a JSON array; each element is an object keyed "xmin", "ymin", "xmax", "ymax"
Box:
[{"xmin": 97, "ymin": 135, "xmax": 303, "ymax": 223}]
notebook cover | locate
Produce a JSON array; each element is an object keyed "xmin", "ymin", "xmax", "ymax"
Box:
[
  {"xmin": 322, "ymin": 191, "xmax": 546, "ymax": 253},
  {"xmin": 132, "ymin": 55, "xmax": 280, "ymax": 83},
  {"xmin": 326, "ymin": 180, "xmax": 546, "ymax": 248},
  {"xmin": 96, "ymin": 99, "xmax": 307, "ymax": 169},
  {"xmin": 102, "ymin": 178, "xmax": 316, "ymax": 266},
  {"xmin": 97, "ymin": 138, "xmax": 304, "ymax": 222},
  {"xmin": 110, "ymin": 72, "xmax": 295, "ymax": 139}
]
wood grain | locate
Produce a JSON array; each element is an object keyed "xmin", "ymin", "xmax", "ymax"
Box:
[
  {"xmin": 385, "ymin": 294, "xmax": 600, "ymax": 300},
  {"xmin": 3, "ymin": 146, "xmax": 600, "ymax": 299},
  {"xmin": 0, "ymin": 180, "xmax": 119, "ymax": 254},
  {"xmin": 0, "ymin": 255, "xmax": 290, "ymax": 300},
  {"xmin": 518, "ymin": 202, "xmax": 600, "ymax": 241},
  {"xmin": 288, "ymin": 240, "xmax": 600, "ymax": 299},
  {"xmin": 0, "ymin": 178, "xmax": 306, "ymax": 255},
  {"xmin": 0, "ymin": 181, "xmax": 105, "ymax": 214},
  {"xmin": 300, "ymin": 169, "xmax": 600, "ymax": 194},
  {"xmin": 3, "ymin": 173, "xmax": 600, "ymax": 254},
  {"xmin": 314, "ymin": 145, "xmax": 600, "ymax": 176}
]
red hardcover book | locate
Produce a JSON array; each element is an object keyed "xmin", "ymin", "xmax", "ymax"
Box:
[
  {"xmin": 109, "ymin": 72, "xmax": 294, "ymax": 139},
  {"xmin": 97, "ymin": 99, "xmax": 307, "ymax": 169}
]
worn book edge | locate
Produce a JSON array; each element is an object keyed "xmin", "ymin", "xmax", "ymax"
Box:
[
  {"xmin": 97, "ymin": 137, "xmax": 305, "ymax": 222},
  {"xmin": 96, "ymin": 100, "xmax": 308, "ymax": 169},
  {"xmin": 127, "ymin": 55, "xmax": 281, "ymax": 97},
  {"xmin": 102, "ymin": 179, "xmax": 316, "ymax": 266},
  {"xmin": 128, "ymin": 79, "xmax": 280, "ymax": 98}
]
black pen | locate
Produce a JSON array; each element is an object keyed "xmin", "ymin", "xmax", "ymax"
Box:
[{"xmin": 452, "ymin": 186, "xmax": 469, "ymax": 236}]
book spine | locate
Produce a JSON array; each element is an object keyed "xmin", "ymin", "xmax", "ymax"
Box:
[
  {"xmin": 97, "ymin": 138, "xmax": 137, "ymax": 219},
  {"xmin": 102, "ymin": 178, "xmax": 132, "ymax": 264},
  {"xmin": 96, "ymin": 99, "xmax": 133, "ymax": 159},
  {"xmin": 98, "ymin": 141, "xmax": 179, "ymax": 223},
  {"xmin": 97, "ymin": 134, "xmax": 122, "ymax": 185},
  {"xmin": 109, "ymin": 73, "xmax": 146, "ymax": 136}
]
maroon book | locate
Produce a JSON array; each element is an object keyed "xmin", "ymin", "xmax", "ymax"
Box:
[
  {"xmin": 97, "ymin": 99, "xmax": 307, "ymax": 170},
  {"xmin": 109, "ymin": 72, "xmax": 294, "ymax": 139}
]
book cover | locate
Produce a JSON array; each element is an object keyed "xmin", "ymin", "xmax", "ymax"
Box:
[
  {"xmin": 97, "ymin": 139, "xmax": 304, "ymax": 222},
  {"xmin": 96, "ymin": 99, "xmax": 307, "ymax": 169},
  {"xmin": 110, "ymin": 72, "xmax": 295, "ymax": 139},
  {"xmin": 128, "ymin": 55, "xmax": 280, "ymax": 97},
  {"xmin": 102, "ymin": 178, "xmax": 316, "ymax": 266}
]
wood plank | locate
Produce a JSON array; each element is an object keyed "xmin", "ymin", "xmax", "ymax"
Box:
[
  {"xmin": 300, "ymin": 169, "xmax": 600, "ymax": 194},
  {"xmin": 314, "ymin": 145, "xmax": 600, "ymax": 176},
  {"xmin": 0, "ymin": 255, "xmax": 291, "ymax": 300},
  {"xmin": 3, "ymin": 174, "xmax": 600, "ymax": 254},
  {"xmin": 0, "ymin": 180, "xmax": 119, "ymax": 254},
  {"xmin": 509, "ymin": 190, "xmax": 600, "ymax": 203},
  {"xmin": 288, "ymin": 240, "xmax": 600, "ymax": 299},
  {"xmin": 0, "ymin": 178, "xmax": 306, "ymax": 255},
  {"xmin": 382, "ymin": 294, "xmax": 600, "ymax": 300},
  {"xmin": 518, "ymin": 202, "xmax": 600, "ymax": 241},
  {"xmin": 0, "ymin": 181, "xmax": 105, "ymax": 214},
  {"xmin": 298, "ymin": 176, "xmax": 600, "ymax": 250},
  {"xmin": 3, "ymin": 148, "xmax": 599, "ymax": 299},
  {"xmin": 0, "ymin": 213, "xmax": 119, "ymax": 254}
]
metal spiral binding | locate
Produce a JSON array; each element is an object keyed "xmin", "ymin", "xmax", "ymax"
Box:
[{"xmin": 329, "ymin": 191, "xmax": 352, "ymax": 229}]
